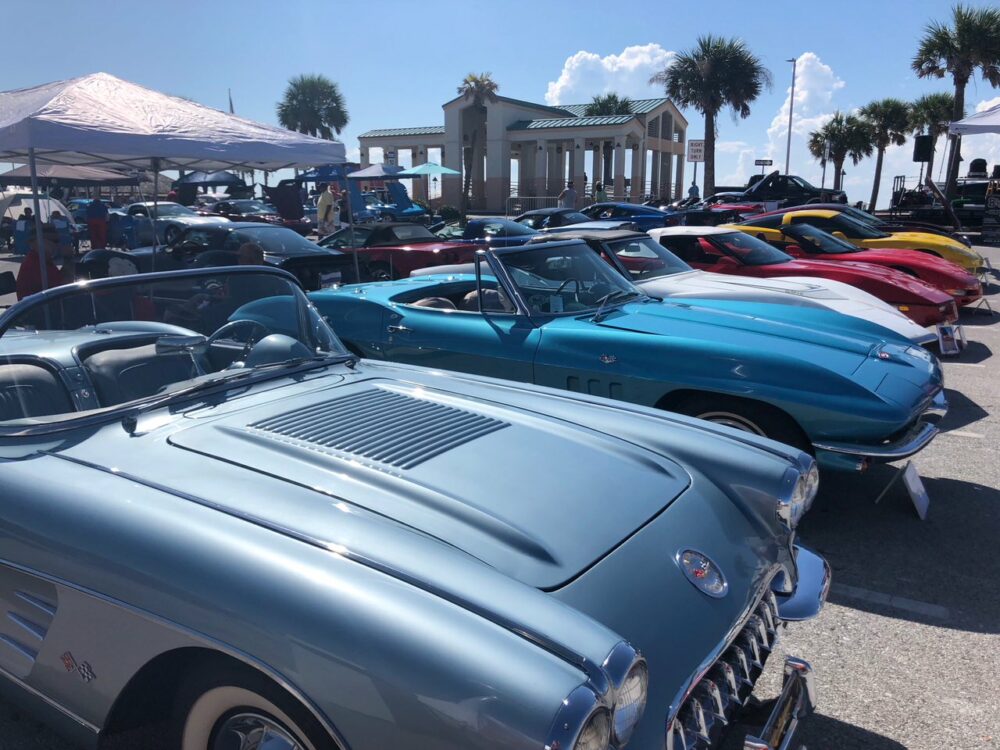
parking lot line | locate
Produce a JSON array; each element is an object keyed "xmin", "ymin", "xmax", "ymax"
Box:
[
  {"xmin": 830, "ymin": 583, "xmax": 950, "ymax": 620},
  {"xmin": 942, "ymin": 362, "xmax": 986, "ymax": 367},
  {"xmin": 941, "ymin": 430, "xmax": 985, "ymax": 439}
]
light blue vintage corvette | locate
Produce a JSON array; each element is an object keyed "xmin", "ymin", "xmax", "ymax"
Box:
[
  {"xmin": 0, "ymin": 267, "xmax": 827, "ymax": 749},
  {"xmin": 310, "ymin": 240, "xmax": 947, "ymax": 473}
]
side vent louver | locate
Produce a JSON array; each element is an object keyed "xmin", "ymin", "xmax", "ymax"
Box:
[
  {"xmin": 248, "ymin": 389, "xmax": 509, "ymax": 470},
  {"xmin": 0, "ymin": 588, "xmax": 57, "ymax": 679}
]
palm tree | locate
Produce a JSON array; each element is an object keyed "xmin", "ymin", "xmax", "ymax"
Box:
[
  {"xmin": 859, "ymin": 98, "xmax": 910, "ymax": 210},
  {"xmin": 912, "ymin": 4, "xmax": 1000, "ymax": 197},
  {"xmin": 808, "ymin": 112, "xmax": 873, "ymax": 192},
  {"xmin": 584, "ymin": 94, "xmax": 633, "ymax": 184},
  {"xmin": 456, "ymin": 73, "xmax": 499, "ymax": 208},
  {"xmin": 584, "ymin": 93, "xmax": 633, "ymax": 116},
  {"xmin": 649, "ymin": 35, "xmax": 772, "ymax": 197},
  {"xmin": 276, "ymin": 74, "xmax": 349, "ymax": 139},
  {"xmin": 908, "ymin": 92, "xmax": 960, "ymax": 181}
]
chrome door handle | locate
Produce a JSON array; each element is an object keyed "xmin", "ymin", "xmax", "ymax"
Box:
[{"xmin": 386, "ymin": 324, "xmax": 413, "ymax": 334}]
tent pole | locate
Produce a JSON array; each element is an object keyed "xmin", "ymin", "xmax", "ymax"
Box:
[
  {"xmin": 28, "ymin": 148, "xmax": 50, "ymax": 291},
  {"xmin": 151, "ymin": 158, "xmax": 160, "ymax": 270},
  {"xmin": 346, "ymin": 180, "xmax": 360, "ymax": 283}
]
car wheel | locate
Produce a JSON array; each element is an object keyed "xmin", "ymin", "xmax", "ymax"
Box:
[
  {"xmin": 164, "ymin": 225, "xmax": 181, "ymax": 245},
  {"xmin": 670, "ymin": 394, "xmax": 811, "ymax": 452},
  {"xmin": 367, "ymin": 261, "xmax": 393, "ymax": 281},
  {"xmin": 174, "ymin": 663, "xmax": 336, "ymax": 750}
]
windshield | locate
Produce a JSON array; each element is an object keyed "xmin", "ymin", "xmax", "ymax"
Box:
[
  {"xmin": 790, "ymin": 176, "xmax": 818, "ymax": 190},
  {"xmin": 230, "ymin": 200, "xmax": 273, "ymax": 215},
  {"xmin": 829, "ymin": 214, "xmax": 889, "ymax": 239},
  {"xmin": 706, "ymin": 231, "xmax": 792, "ymax": 265},
  {"xmin": 783, "ymin": 223, "xmax": 861, "ymax": 254},
  {"xmin": 480, "ymin": 220, "xmax": 538, "ymax": 237},
  {"xmin": 608, "ymin": 236, "xmax": 693, "ymax": 279},
  {"xmin": 840, "ymin": 205, "xmax": 885, "ymax": 227},
  {"xmin": 0, "ymin": 269, "xmax": 347, "ymax": 427},
  {"xmin": 150, "ymin": 204, "xmax": 196, "ymax": 218},
  {"xmin": 498, "ymin": 242, "xmax": 642, "ymax": 315}
]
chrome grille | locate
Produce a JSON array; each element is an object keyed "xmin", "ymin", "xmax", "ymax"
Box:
[
  {"xmin": 248, "ymin": 389, "xmax": 509, "ymax": 470},
  {"xmin": 667, "ymin": 592, "xmax": 781, "ymax": 749}
]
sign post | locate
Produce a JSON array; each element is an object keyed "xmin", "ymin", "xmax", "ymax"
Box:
[
  {"xmin": 687, "ymin": 140, "xmax": 705, "ymax": 195},
  {"xmin": 754, "ymin": 158, "xmax": 773, "ymax": 175}
]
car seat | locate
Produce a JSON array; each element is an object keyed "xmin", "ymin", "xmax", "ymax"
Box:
[
  {"xmin": 412, "ymin": 297, "xmax": 457, "ymax": 309},
  {"xmin": 0, "ymin": 364, "xmax": 73, "ymax": 420}
]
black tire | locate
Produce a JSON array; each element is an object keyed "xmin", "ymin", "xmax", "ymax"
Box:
[
  {"xmin": 669, "ymin": 394, "xmax": 810, "ymax": 452},
  {"xmin": 366, "ymin": 261, "xmax": 393, "ymax": 281},
  {"xmin": 171, "ymin": 660, "xmax": 337, "ymax": 750}
]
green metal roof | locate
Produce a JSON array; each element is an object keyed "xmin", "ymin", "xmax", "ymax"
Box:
[
  {"xmin": 358, "ymin": 126, "xmax": 445, "ymax": 138},
  {"xmin": 507, "ymin": 115, "xmax": 637, "ymax": 130},
  {"xmin": 442, "ymin": 93, "xmax": 573, "ymax": 116},
  {"xmin": 559, "ymin": 98, "xmax": 671, "ymax": 117}
]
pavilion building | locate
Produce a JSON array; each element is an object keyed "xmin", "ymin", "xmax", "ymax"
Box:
[{"xmin": 357, "ymin": 93, "xmax": 687, "ymax": 213}]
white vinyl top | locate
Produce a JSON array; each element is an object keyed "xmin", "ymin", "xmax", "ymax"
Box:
[
  {"xmin": 0, "ymin": 72, "xmax": 345, "ymax": 171},
  {"xmin": 647, "ymin": 225, "xmax": 736, "ymax": 237}
]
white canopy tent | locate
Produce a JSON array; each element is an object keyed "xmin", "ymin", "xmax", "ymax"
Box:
[
  {"xmin": 0, "ymin": 72, "xmax": 345, "ymax": 287},
  {"xmin": 949, "ymin": 102, "xmax": 1000, "ymax": 136}
]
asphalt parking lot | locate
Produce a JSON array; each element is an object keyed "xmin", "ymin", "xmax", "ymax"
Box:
[{"xmin": 0, "ymin": 245, "xmax": 997, "ymax": 749}]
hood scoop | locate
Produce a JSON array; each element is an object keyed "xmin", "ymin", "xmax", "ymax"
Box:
[{"xmin": 247, "ymin": 388, "xmax": 509, "ymax": 470}]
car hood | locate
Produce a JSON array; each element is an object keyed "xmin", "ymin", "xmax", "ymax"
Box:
[
  {"xmin": 169, "ymin": 215, "xmax": 225, "ymax": 226},
  {"xmin": 835, "ymin": 248, "xmax": 976, "ymax": 280},
  {"xmin": 767, "ymin": 258, "xmax": 953, "ymax": 301},
  {"xmin": 164, "ymin": 377, "xmax": 692, "ymax": 590},
  {"xmin": 864, "ymin": 232, "xmax": 970, "ymax": 253},
  {"xmin": 592, "ymin": 298, "xmax": 880, "ymax": 366},
  {"xmin": 363, "ymin": 241, "xmax": 472, "ymax": 253}
]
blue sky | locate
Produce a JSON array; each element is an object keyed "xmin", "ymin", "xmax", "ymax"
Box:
[{"xmin": 6, "ymin": 0, "xmax": 1000, "ymax": 208}]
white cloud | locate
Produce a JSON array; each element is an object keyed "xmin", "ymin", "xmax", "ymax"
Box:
[
  {"xmin": 975, "ymin": 96, "xmax": 1000, "ymax": 113},
  {"xmin": 545, "ymin": 43, "xmax": 675, "ymax": 105}
]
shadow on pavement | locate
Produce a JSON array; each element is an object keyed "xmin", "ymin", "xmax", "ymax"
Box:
[
  {"xmin": 799, "ymin": 467, "xmax": 1000, "ymax": 634},
  {"xmin": 794, "ymin": 713, "xmax": 908, "ymax": 749},
  {"xmin": 938, "ymin": 387, "xmax": 990, "ymax": 431}
]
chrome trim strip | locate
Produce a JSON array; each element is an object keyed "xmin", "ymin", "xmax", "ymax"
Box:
[
  {"xmin": 774, "ymin": 546, "xmax": 831, "ymax": 622},
  {"xmin": 44, "ymin": 451, "xmax": 610, "ymax": 694},
  {"xmin": 0, "ymin": 557, "xmax": 349, "ymax": 750},
  {"xmin": 0, "ymin": 661, "xmax": 100, "ymax": 735},
  {"xmin": 813, "ymin": 420, "xmax": 939, "ymax": 460},
  {"xmin": 742, "ymin": 657, "xmax": 816, "ymax": 750}
]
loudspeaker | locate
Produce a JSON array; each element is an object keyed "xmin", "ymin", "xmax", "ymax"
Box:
[{"xmin": 912, "ymin": 135, "xmax": 933, "ymax": 163}]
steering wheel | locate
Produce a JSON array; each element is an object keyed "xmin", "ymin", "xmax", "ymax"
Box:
[
  {"xmin": 555, "ymin": 278, "xmax": 582, "ymax": 302},
  {"xmin": 206, "ymin": 319, "xmax": 274, "ymax": 360}
]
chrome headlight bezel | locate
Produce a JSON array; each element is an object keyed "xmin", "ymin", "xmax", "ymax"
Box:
[
  {"xmin": 603, "ymin": 641, "xmax": 649, "ymax": 746},
  {"xmin": 777, "ymin": 461, "xmax": 819, "ymax": 530},
  {"xmin": 544, "ymin": 685, "xmax": 611, "ymax": 750}
]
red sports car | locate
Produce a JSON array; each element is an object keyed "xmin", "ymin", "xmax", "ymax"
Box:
[
  {"xmin": 738, "ymin": 221, "xmax": 982, "ymax": 307},
  {"xmin": 201, "ymin": 199, "xmax": 313, "ymax": 236},
  {"xmin": 655, "ymin": 227, "xmax": 957, "ymax": 327},
  {"xmin": 318, "ymin": 222, "xmax": 480, "ymax": 280}
]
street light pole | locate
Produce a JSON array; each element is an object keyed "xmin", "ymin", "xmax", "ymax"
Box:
[{"xmin": 784, "ymin": 57, "xmax": 797, "ymax": 175}]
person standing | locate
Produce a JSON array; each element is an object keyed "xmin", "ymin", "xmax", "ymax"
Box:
[
  {"xmin": 316, "ymin": 182, "xmax": 338, "ymax": 236},
  {"xmin": 558, "ymin": 180, "xmax": 577, "ymax": 209},
  {"xmin": 85, "ymin": 198, "xmax": 109, "ymax": 249},
  {"xmin": 688, "ymin": 180, "xmax": 700, "ymax": 201},
  {"xmin": 16, "ymin": 229, "xmax": 76, "ymax": 299},
  {"xmin": 593, "ymin": 181, "xmax": 608, "ymax": 203}
]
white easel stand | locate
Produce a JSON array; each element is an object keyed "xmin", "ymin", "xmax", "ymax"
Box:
[{"xmin": 874, "ymin": 461, "xmax": 930, "ymax": 520}]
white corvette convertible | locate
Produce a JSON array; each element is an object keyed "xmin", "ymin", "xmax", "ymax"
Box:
[{"xmin": 622, "ymin": 227, "xmax": 933, "ymax": 344}]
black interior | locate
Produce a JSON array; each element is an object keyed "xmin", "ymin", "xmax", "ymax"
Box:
[{"xmin": 0, "ymin": 363, "xmax": 73, "ymax": 420}]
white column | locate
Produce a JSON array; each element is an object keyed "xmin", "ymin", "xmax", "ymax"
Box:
[
  {"xmin": 569, "ymin": 138, "xmax": 586, "ymax": 197},
  {"xmin": 519, "ymin": 144, "xmax": 535, "ymax": 197},
  {"xmin": 360, "ymin": 146, "xmax": 371, "ymax": 169},
  {"xmin": 592, "ymin": 143, "xmax": 604, "ymax": 187},
  {"xmin": 534, "ymin": 140, "xmax": 548, "ymax": 196},
  {"xmin": 486, "ymin": 139, "xmax": 509, "ymax": 213},
  {"xmin": 546, "ymin": 143, "xmax": 561, "ymax": 195},
  {"xmin": 613, "ymin": 138, "xmax": 626, "ymax": 199},
  {"xmin": 411, "ymin": 147, "xmax": 428, "ymax": 201}
]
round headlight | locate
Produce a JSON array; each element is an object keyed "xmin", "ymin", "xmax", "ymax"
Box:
[
  {"xmin": 575, "ymin": 708, "xmax": 612, "ymax": 750},
  {"xmin": 612, "ymin": 661, "xmax": 648, "ymax": 745}
]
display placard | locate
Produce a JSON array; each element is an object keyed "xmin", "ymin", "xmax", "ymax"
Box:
[
  {"xmin": 687, "ymin": 140, "xmax": 705, "ymax": 163},
  {"xmin": 903, "ymin": 462, "xmax": 930, "ymax": 520},
  {"xmin": 936, "ymin": 323, "xmax": 966, "ymax": 356},
  {"xmin": 983, "ymin": 192, "xmax": 1000, "ymax": 246}
]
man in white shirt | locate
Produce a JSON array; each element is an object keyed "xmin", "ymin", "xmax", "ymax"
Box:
[{"xmin": 558, "ymin": 180, "xmax": 577, "ymax": 209}]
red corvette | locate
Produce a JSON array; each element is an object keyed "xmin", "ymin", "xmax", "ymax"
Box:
[
  {"xmin": 655, "ymin": 227, "xmax": 957, "ymax": 327},
  {"xmin": 318, "ymin": 222, "xmax": 480, "ymax": 280},
  {"xmin": 737, "ymin": 222, "xmax": 982, "ymax": 307}
]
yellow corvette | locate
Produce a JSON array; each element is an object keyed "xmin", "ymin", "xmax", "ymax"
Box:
[{"xmin": 737, "ymin": 208, "xmax": 985, "ymax": 272}]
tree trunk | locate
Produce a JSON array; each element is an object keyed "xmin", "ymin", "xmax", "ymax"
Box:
[
  {"xmin": 704, "ymin": 111, "xmax": 717, "ymax": 198},
  {"xmin": 944, "ymin": 78, "xmax": 967, "ymax": 200},
  {"xmin": 833, "ymin": 157, "xmax": 846, "ymax": 191},
  {"xmin": 869, "ymin": 146, "xmax": 885, "ymax": 211},
  {"xmin": 463, "ymin": 130, "xmax": 477, "ymax": 210},
  {"xmin": 925, "ymin": 131, "xmax": 937, "ymax": 183}
]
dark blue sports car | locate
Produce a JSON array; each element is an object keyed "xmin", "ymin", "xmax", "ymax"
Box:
[
  {"xmin": 435, "ymin": 217, "xmax": 539, "ymax": 247},
  {"xmin": 581, "ymin": 202, "xmax": 672, "ymax": 231}
]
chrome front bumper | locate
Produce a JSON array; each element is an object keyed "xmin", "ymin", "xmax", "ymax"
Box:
[
  {"xmin": 774, "ymin": 546, "xmax": 831, "ymax": 622},
  {"xmin": 742, "ymin": 658, "xmax": 817, "ymax": 750},
  {"xmin": 813, "ymin": 389, "xmax": 948, "ymax": 467}
]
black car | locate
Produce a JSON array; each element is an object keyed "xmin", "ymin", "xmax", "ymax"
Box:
[
  {"xmin": 513, "ymin": 207, "xmax": 592, "ymax": 229},
  {"xmin": 79, "ymin": 221, "xmax": 352, "ymax": 290},
  {"xmin": 707, "ymin": 170, "xmax": 847, "ymax": 207}
]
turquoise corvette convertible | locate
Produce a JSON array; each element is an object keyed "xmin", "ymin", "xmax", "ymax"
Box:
[{"xmin": 310, "ymin": 239, "xmax": 947, "ymax": 472}]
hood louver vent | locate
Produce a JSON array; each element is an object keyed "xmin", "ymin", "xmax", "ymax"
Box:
[{"xmin": 248, "ymin": 389, "xmax": 509, "ymax": 470}]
